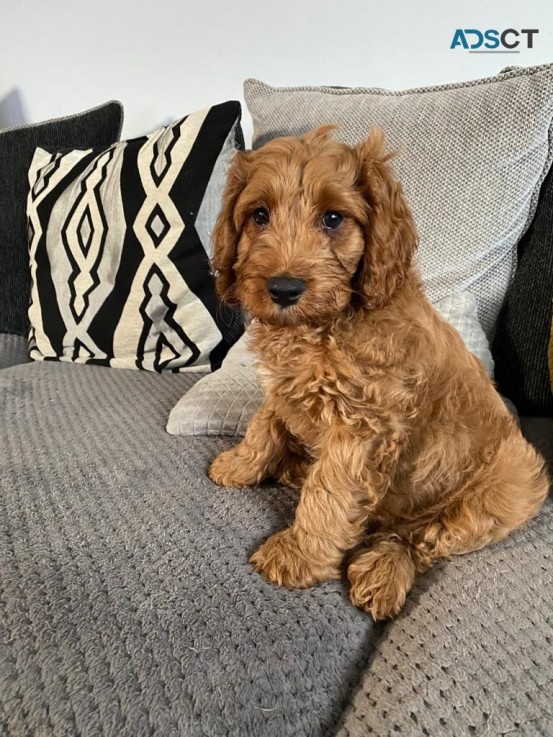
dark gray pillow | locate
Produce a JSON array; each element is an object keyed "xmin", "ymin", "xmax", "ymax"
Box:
[
  {"xmin": 0, "ymin": 102, "xmax": 123, "ymax": 335},
  {"xmin": 492, "ymin": 163, "xmax": 553, "ymax": 416}
]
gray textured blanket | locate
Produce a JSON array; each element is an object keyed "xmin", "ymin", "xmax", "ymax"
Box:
[
  {"xmin": 1, "ymin": 336, "xmax": 552, "ymax": 736},
  {"xmin": 0, "ymin": 358, "xmax": 378, "ymax": 737}
]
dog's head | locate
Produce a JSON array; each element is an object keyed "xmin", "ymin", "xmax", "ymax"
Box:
[{"xmin": 211, "ymin": 126, "xmax": 417, "ymax": 326}]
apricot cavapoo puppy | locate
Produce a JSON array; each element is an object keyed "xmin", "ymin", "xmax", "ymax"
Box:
[{"xmin": 208, "ymin": 126, "xmax": 549, "ymax": 620}]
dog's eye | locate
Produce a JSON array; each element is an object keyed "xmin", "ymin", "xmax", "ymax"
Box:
[
  {"xmin": 322, "ymin": 211, "xmax": 343, "ymax": 231},
  {"xmin": 252, "ymin": 207, "xmax": 270, "ymax": 226}
]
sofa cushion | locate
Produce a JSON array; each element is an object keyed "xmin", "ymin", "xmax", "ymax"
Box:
[
  {"xmin": 0, "ymin": 102, "xmax": 123, "ymax": 336},
  {"xmin": 0, "ymin": 361, "xmax": 378, "ymax": 737},
  {"xmin": 167, "ymin": 292, "xmax": 495, "ymax": 437},
  {"xmin": 0, "ymin": 333, "xmax": 31, "ymax": 369},
  {"xmin": 244, "ymin": 65, "xmax": 553, "ymax": 339},
  {"xmin": 492, "ymin": 163, "xmax": 553, "ymax": 417},
  {"xmin": 1, "ymin": 363, "xmax": 550, "ymax": 737},
  {"xmin": 26, "ymin": 102, "xmax": 244, "ymax": 372}
]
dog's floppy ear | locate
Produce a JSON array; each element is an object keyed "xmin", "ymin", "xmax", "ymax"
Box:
[
  {"xmin": 302, "ymin": 124, "xmax": 337, "ymax": 145},
  {"xmin": 352, "ymin": 127, "xmax": 418, "ymax": 309},
  {"xmin": 211, "ymin": 151, "xmax": 251, "ymax": 305}
]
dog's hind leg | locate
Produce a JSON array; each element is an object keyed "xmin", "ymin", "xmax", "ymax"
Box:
[
  {"xmin": 346, "ymin": 508, "xmax": 497, "ymax": 621},
  {"xmin": 411, "ymin": 432, "xmax": 548, "ymax": 563},
  {"xmin": 348, "ymin": 434, "xmax": 548, "ymax": 620},
  {"xmin": 347, "ymin": 533, "xmax": 417, "ymax": 620}
]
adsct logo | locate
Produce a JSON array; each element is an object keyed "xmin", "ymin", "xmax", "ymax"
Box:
[{"xmin": 450, "ymin": 29, "xmax": 539, "ymax": 52}]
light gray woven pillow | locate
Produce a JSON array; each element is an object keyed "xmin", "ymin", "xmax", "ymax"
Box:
[
  {"xmin": 244, "ymin": 66, "xmax": 553, "ymax": 339},
  {"xmin": 167, "ymin": 293, "xmax": 494, "ymax": 437}
]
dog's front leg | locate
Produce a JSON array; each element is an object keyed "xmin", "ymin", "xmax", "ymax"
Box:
[
  {"xmin": 208, "ymin": 402, "xmax": 289, "ymax": 488},
  {"xmin": 250, "ymin": 425, "xmax": 392, "ymax": 588}
]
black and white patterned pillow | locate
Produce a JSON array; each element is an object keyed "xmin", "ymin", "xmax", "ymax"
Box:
[
  {"xmin": 0, "ymin": 101, "xmax": 123, "ymax": 336},
  {"xmin": 26, "ymin": 101, "xmax": 244, "ymax": 372}
]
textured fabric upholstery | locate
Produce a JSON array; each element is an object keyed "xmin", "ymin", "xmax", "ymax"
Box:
[
  {"xmin": 0, "ymin": 360, "xmax": 551, "ymax": 736},
  {"xmin": 0, "ymin": 333, "xmax": 30, "ymax": 369},
  {"xmin": 549, "ymin": 322, "xmax": 553, "ymax": 393},
  {"xmin": 0, "ymin": 361, "xmax": 377, "ymax": 737}
]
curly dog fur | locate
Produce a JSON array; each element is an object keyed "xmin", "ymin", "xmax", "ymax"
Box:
[{"xmin": 208, "ymin": 126, "xmax": 549, "ymax": 620}]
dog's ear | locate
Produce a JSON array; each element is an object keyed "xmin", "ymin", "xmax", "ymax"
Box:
[
  {"xmin": 352, "ymin": 127, "xmax": 417, "ymax": 309},
  {"xmin": 211, "ymin": 151, "xmax": 251, "ymax": 305},
  {"xmin": 302, "ymin": 124, "xmax": 337, "ymax": 145}
]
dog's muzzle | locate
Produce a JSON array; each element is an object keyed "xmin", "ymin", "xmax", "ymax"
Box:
[{"xmin": 267, "ymin": 275, "xmax": 306, "ymax": 308}]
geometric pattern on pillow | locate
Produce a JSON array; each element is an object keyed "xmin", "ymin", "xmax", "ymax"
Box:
[
  {"xmin": 0, "ymin": 101, "xmax": 124, "ymax": 336},
  {"xmin": 166, "ymin": 292, "xmax": 496, "ymax": 437},
  {"xmin": 27, "ymin": 101, "xmax": 245, "ymax": 372},
  {"xmin": 244, "ymin": 65, "xmax": 553, "ymax": 339}
]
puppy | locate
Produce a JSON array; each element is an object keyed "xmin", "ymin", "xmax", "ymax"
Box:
[{"xmin": 208, "ymin": 126, "xmax": 549, "ymax": 620}]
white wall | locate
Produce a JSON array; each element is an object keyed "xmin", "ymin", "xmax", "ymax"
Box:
[{"xmin": 1, "ymin": 0, "xmax": 552, "ymax": 144}]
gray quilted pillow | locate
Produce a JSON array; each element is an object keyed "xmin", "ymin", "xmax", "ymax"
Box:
[{"xmin": 167, "ymin": 293, "xmax": 496, "ymax": 437}]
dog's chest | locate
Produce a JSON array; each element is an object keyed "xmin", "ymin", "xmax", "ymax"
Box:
[{"xmin": 256, "ymin": 340, "xmax": 367, "ymax": 444}]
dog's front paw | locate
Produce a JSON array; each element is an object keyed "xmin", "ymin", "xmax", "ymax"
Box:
[
  {"xmin": 208, "ymin": 449, "xmax": 260, "ymax": 488},
  {"xmin": 250, "ymin": 529, "xmax": 340, "ymax": 588}
]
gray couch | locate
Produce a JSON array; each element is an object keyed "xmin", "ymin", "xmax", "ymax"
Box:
[{"xmin": 1, "ymin": 335, "xmax": 552, "ymax": 737}]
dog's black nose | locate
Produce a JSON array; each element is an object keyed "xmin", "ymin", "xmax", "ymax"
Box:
[{"xmin": 267, "ymin": 276, "xmax": 306, "ymax": 307}]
